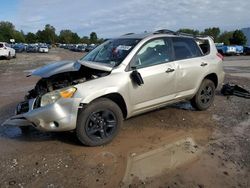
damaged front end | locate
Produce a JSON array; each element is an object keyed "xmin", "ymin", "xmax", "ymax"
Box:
[{"xmin": 2, "ymin": 60, "xmax": 112, "ymax": 131}]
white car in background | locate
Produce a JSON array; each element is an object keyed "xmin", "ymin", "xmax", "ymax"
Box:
[
  {"xmin": 0, "ymin": 42, "xmax": 16, "ymax": 59},
  {"xmin": 38, "ymin": 45, "xmax": 49, "ymax": 53}
]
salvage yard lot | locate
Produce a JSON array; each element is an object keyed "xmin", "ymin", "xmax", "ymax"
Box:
[{"xmin": 0, "ymin": 49, "xmax": 249, "ymax": 187}]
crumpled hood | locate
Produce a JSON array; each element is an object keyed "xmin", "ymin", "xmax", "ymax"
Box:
[{"xmin": 27, "ymin": 60, "xmax": 113, "ymax": 78}]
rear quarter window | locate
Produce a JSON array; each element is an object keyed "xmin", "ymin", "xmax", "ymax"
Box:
[
  {"xmin": 172, "ymin": 37, "xmax": 202, "ymax": 60},
  {"xmin": 196, "ymin": 39, "xmax": 210, "ymax": 55},
  {"xmin": 0, "ymin": 43, "xmax": 3, "ymax": 48}
]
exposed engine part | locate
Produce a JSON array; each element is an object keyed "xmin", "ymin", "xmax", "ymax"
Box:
[
  {"xmin": 221, "ymin": 83, "xmax": 250, "ymax": 99},
  {"xmin": 25, "ymin": 65, "xmax": 110, "ymax": 99}
]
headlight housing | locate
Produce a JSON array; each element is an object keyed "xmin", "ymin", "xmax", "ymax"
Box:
[{"xmin": 40, "ymin": 87, "xmax": 77, "ymax": 107}]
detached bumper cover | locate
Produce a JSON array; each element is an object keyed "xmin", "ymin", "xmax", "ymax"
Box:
[{"xmin": 2, "ymin": 98, "xmax": 81, "ymax": 132}]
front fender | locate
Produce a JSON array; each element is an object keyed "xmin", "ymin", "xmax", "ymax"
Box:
[{"xmin": 77, "ymin": 87, "xmax": 121, "ymax": 104}]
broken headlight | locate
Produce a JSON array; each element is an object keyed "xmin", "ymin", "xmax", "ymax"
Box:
[{"xmin": 40, "ymin": 87, "xmax": 77, "ymax": 107}]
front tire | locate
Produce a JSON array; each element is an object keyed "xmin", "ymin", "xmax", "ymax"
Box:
[
  {"xmin": 20, "ymin": 126, "xmax": 30, "ymax": 134},
  {"xmin": 7, "ymin": 52, "xmax": 11, "ymax": 60},
  {"xmin": 191, "ymin": 79, "xmax": 215, "ymax": 111},
  {"xmin": 76, "ymin": 98, "xmax": 123, "ymax": 146}
]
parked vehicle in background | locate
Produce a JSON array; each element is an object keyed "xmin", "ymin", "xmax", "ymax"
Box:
[
  {"xmin": 12, "ymin": 44, "xmax": 26, "ymax": 53},
  {"xmin": 2, "ymin": 30, "xmax": 224, "ymax": 146},
  {"xmin": 76, "ymin": 45, "xmax": 86, "ymax": 52},
  {"xmin": 235, "ymin": 45, "xmax": 244, "ymax": 55},
  {"xmin": 85, "ymin": 44, "xmax": 96, "ymax": 52},
  {"xmin": 0, "ymin": 42, "xmax": 16, "ymax": 59},
  {"xmin": 26, "ymin": 45, "xmax": 38, "ymax": 53},
  {"xmin": 47, "ymin": 44, "xmax": 52, "ymax": 49},
  {"xmin": 216, "ymin": 43, "xmax": 244, "ymax": 56},
  {"xmin": 70, "ymin": 45, "xmax": 78, "ymax": 52},
  {"xmin": 38, "ymin": 45, "xmax": 49, "ymax": 53},
  {"xmin": 243, "ymin": 46, "xmax": 250, "ymax": 55},
  {"xmin": 216, "ymin": 44, "xmax": 236, "ymax": 55}
]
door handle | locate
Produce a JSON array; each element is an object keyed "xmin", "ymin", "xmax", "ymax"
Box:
[
  {"xmin": 200, "ymin": 62, "xmax": 208, "ymax": 67},
  {"xmin": 166, "ymin": 68, "xmax": 175, "ymax": 73}
]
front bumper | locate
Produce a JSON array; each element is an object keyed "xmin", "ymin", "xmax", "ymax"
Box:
[{"xmin": 2, "ymin": 98, "xmax": 81, "ymax": 132}]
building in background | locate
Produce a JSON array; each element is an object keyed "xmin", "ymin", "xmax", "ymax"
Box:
[{"xmin": 241, "ymin": 27, "xmax": 250, "ymax": 46}]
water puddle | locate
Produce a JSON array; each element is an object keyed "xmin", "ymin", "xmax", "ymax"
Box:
[{"xmin": 122, "ymin": 137, "xmax": 201, "ymax": 186}]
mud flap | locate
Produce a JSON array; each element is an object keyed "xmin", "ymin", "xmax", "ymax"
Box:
[{"xmin": 221, "ymin": 83, "xmax": 250, "ymax": 99}]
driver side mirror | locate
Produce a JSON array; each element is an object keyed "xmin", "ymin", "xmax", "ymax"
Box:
[{"xmin": 130, "ymin": 67, "xmax": 144, "ymax": 86}]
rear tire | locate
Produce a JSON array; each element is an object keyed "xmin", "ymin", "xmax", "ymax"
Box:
[
  {"xmin": 76, "ymin": 98, "xmax": 123, "ymax": 146},
  {"xmin": 191, "ymin": 79, "xmax": 215, "ymax": 111}
]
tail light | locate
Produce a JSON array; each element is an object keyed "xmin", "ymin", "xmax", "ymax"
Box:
[{"xmin": 217, "ymin": 52, "xmax": 224, "ymax": 60}]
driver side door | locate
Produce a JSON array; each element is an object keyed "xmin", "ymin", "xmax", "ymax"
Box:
[{"xmin": 128, "ymin": 37, "xmax": 177, "ymax": 115}]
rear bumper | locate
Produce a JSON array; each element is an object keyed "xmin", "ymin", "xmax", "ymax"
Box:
[{"xmin": 2, "ymin": 98, "xmax": 81, "ymax": 132}]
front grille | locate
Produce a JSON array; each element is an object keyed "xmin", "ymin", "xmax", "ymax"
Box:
[{"xmin": 16, "ymin": 101, "xmax": 29, "ymax": 115}]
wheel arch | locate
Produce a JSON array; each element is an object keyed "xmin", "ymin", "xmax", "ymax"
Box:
[
  {"xmin": 80, "ymin": 92, "xmax": 128, "ymax": 119},
  {"xmin": 204, "ymin": 73, "xmax": 218, "ymax": 88},
  {"xmin": 98, "ymin": 93, "xmax": 128, "ymax": 119}
]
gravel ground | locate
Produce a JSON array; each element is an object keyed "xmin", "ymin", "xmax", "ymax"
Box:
[{"xmin": 0, "ymin": 49, "xmax": 249, "ymax": 188}]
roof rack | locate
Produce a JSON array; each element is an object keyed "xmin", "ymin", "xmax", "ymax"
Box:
[
  {"xmin": 153, "ymin": 29, "xmax": 177, "ymax": 35},
  {"xmin": 153, "ymin": 29, "xmax": 211, "ymax": 39},
  {"xmin": 177, "ymin": 32, "xmax": 210, "ymax": 38},
  {"xmin": 122, "ymin": 33, "xmax": 135, "ymax": 36}
]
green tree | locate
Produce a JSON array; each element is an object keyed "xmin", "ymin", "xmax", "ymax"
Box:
[
  {"xmin": 81, "ymin": 36, "xmax": 89, "ymax": 44},
  {"xmin": 71, "ymin": 32, "xmax": 80, "ymax": 44},
  {"xmin": 230, "ymin": 30, "xmax": 247, "ymax": 45},
  {"xmin": 218, "ymin": 31, "xmax": 233, "ymax": 45},
  {"xmin": 26, "ymin": 32, "xmax": 37, "ymax": 43},
  {"xmin": 177, "ymin": 28, "xmax": 200, "ymax": 35},
  {"xmin": 0, "ymin": 33, "xmax": 3, "ymax": 41},
  {"xmin": 0, "ymin": 21, "xmax": 15, "ymax": 42},
  {"xmin": 58, "ymin": 30, "xmax": 81, "ymax": 44},
  {"xmin": 36, "ymin": 24, "xmax": 57, "ymax": 44},
  {"xmin": 59, "ymin": 29, "xmax": 73, "ymax": 43},
  {"xmin": 90, "ymin": 32, "xmax": 97, "ymax": 44},
  {"xmin": 44, "ymin": 24, "xmax": 56, "ymax": 44},
  {"xmin": 202, "ymin": 27, "xmax": 220, "ymax": 42},
  {"xmin": 97, "ymin": 38, "xmax": 105, "ymax": 44},
  {"xmin": 13, "ymin": 30, "xmax": 25, "ymax": 43}
]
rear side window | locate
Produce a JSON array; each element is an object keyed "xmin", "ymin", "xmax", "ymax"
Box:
[
  {"xmin": 172, "ymin": 37, "xmax": 202, "ymax": 60},
  {"xmin": 197, "ymin": 39, "xmax": 210, "ymax": 55},
  {"xmin": 0, "ymin": 43, "xmax": 3, "ymax": 48}
]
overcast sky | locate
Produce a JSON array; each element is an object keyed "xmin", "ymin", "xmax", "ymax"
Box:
[{"xmin": 1, "ymin": 0, "xmax": 250, "ymax": 37}]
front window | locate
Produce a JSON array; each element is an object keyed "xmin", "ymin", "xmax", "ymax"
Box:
[
  {"xmin": 81, "ymin": 38, "xmax": 141, "ymax": 67},
  {"xmin": 132, "ymin": 38, "xmax": 173, "ymax": 69}
]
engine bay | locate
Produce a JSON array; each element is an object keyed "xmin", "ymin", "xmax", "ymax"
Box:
[{"xmin": 25, "ymin": 65, "xmax": 110, "ymax": 100}]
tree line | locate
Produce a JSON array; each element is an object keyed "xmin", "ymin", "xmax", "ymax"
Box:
[
  {"xmin": 177, "ymin": 27, "xmax": 247, "ymax": 45},
  {"xmin": 0, "ymin": 21, "xmax": 247, "ymax": 45},
  {"xmin": 0, "ymin": 21, "xmax": 102, "ymax": 44}
]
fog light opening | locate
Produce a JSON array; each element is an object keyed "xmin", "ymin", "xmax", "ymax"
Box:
[
  {"xmin": 49, "ymin": 121, "xmax": 59, "ymax": 128},
  {"xmin": 54, "ymin": 121, "xmax": 59, "ymax": 128}
]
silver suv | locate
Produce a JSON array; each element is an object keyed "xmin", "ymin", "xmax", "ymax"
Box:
[{"xmin": 3, "ymin": 30, "xmax": 225, "ymax": 146}]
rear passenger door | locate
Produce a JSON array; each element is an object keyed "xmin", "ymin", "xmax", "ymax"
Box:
[{"xmin": 172, "ymin": 37, "xmax": 208, "ymax": 96}]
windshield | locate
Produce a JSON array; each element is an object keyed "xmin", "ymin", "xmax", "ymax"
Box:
[{"xmin": 80, "ymin": 38, "xmax": 141, "ymax": 67}]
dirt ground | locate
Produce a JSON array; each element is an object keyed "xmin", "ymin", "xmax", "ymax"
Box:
[{"xmin": 0, "ymin": 49, "xmax": 249, "ymax": 188}]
